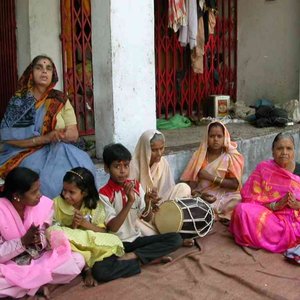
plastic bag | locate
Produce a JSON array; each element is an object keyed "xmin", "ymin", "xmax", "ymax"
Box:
[
  {"xmin": 157, "ymin": 114, "xmax": 192, "ymax": 130},
  {"xmin": 285, "ymin": 99, "xmax": 300, "ymax": 123}
]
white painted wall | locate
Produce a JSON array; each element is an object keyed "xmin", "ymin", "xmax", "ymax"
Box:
[
  {"xmin": 15, "ymin": 0, "xmax": 63, "ymax": 90},
  {"xmin": 15, "ymin": 0, "xmax": 30, "ymax": 75},
  {"xmin": 237, "ymin": 0, "xmax": 300, "ymax": 106},
  {"xmin": 92, "ymin": 0, "xmax": 156, "ymax": 157}
]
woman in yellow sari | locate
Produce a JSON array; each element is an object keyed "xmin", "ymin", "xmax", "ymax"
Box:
[{"xmin": 181, "ymin": 121, "xmax": 244, "ymax": 220}]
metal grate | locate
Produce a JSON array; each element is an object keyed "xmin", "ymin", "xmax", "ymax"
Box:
[
  {"xmin": 155, "ymin": 0, "xmax": 237, "ymax": 119},
  {"xmin": 0, "ymin": 0, "xmax": 18, "ymax": 119},
  {"xmin": 60, "ymin": 0, "xmax": 95, "ymax": 135}
]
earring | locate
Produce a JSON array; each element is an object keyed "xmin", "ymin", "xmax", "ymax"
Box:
[{"xmin": 13, "ymin": 196, "xmax": 20, "ymax": 202}]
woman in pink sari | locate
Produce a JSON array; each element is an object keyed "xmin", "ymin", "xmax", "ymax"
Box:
[
  {"xmin": 181, "ymin": 121, "xmax": 244, "ymax": 220},
  {"xmin": 0, "ymin": 167, "xmax": 84, "ymax": 299},
  {"xmin": 230, "ymin": 133, "xmax": 300, "ymax": 253}
]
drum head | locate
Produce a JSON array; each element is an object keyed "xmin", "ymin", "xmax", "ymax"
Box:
[{"xmin": 154, "ymin": 201, "xmax": 183, "ymax": 234}]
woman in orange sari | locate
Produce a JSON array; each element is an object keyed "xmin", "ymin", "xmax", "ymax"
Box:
[
  {"xmin": 0, "ymin": 55, "xmax": 95, "ymax": 199},
  {"xmin": 181, "ymin": 121, "xmax": 244, "ymax": 220}
]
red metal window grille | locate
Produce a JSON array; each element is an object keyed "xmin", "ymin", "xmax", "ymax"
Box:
[
  {"xmin": 155, "ymin": 0, "xmax": 237, "ymax": 119},
  {"xmin": 60, "ymin": 0, "xmax": 95, "ymax": 135},
  {"xmin": 0, "ymin": 0, "xmax": 18, "ymax": 119}
]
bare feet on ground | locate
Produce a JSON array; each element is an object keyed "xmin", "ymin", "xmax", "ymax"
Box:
[
  {"xmin": 150, "ymin": 256, "xmax": 173, "ymax": 264},
  {"xmin": 183, "ymin": 239, "xmax": 195, "ymax": 247},
  {"xmin": 83, "ymin": 268, "xmax": 98, "ymax": 287},
  {"xmin": 25, "ymin": 285, "xmax": 50, "ymax": 299},
  {"xmin": 118, "ymin": 252, "xmax": 138, "ymax": 260}
]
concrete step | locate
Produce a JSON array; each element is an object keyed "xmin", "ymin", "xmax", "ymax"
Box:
[{"xmin": 95, "ymin": 123, "xmax": 300, "ymax": 188}]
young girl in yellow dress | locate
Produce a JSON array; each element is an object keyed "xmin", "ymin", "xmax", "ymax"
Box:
[{"xmin": 48, "ymin": 167, "xmax": 140, "ymax": 286}]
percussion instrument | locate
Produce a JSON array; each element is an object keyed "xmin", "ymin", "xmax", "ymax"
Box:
[{"xmin": 154, "ymin": 197, "xmax": 214, "ymax": 239}]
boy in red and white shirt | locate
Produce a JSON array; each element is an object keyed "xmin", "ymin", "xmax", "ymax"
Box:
[{"xmin": 99, "ymin": 143, "xmax": 182, "ymax": 265}]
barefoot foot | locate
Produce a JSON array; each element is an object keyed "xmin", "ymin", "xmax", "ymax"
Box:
[
  {"xmin": 150, "ymin": 256, "xmax": 173, "ymax": 265},
  {"xmin": 183, "ymin": 238, "xmax": 195, "ymax": 247},
  {"xmin": 119, "ymin": 252, "xmax": 138, "ymax": 260}
]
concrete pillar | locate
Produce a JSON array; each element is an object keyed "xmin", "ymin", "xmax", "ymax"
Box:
[
  {"xmin": 16, "ymin": 0, "xmax": 62, "ymax": 89},
  {"xmin": 92, "ymin": 0, "xmax": 156, "ymax": 158}
]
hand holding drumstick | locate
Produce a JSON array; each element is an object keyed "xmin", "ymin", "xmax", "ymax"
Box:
[{"xmin": 145, "ymin": 187, "xmax": 161, "ymax": 212}]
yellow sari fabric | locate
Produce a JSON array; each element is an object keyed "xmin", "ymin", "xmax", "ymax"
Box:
[{"xmin": 49, "ymin": 196, "xmax": 124, "ymax": 267}]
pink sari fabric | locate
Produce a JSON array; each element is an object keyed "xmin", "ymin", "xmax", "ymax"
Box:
[
  {"xmin": 0, "ymin": 196, "xmax": 83, "ymax": 298},
  {"xmin": 230, "ymin": 160, "xmax": 300, "ymax": 253},
  {"xmin": 180, "ymin": 121, "xmax": 244, "ymax": 219}
]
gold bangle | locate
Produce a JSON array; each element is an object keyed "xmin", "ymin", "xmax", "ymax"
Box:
[
  {"xmin": 142, "ymin": 200, "xmax": 152, "ymax": 218},
  {"xmin": 219, "ymin": 178, "xmax": 224, "ymax": 186},
  {"xmin": 32, "ymin": 138, "xmax": 37, "ymax": 146},
  {"xmin": 213, "ymin": 176, "xmax": 218, "ymax": 184}
]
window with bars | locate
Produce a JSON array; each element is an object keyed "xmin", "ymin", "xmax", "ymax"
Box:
[
  {"xmin": 154, "ymin": 0, "xmax": 237, "ymax": 119},
  {"xmin": 0, "ymin": 0, "xmax": 17, "ymax": 119},
  {"xmin": 60, "ymin": 0, "xmax": 94, "ymax": 135}
]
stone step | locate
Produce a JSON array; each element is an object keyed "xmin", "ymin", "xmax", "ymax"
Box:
[{"xmin": 95, "ymin": 123, "xmax": 300, "ymax": 188}]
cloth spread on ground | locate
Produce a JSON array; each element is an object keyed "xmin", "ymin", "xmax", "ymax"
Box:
[{"xmin": 44, "ymin": 221, "xmax": 300, "ymax": 300}]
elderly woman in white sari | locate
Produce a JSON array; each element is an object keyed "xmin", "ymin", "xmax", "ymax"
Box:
[{"xmin": 130, "ymin": 129, "xmax": 191, "ymax": 238}]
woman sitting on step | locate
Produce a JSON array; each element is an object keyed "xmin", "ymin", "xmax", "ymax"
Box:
[
  {"xmin": 181, "ymin": 121, "xmax": 244, "ymax": 220},
  {"xmin": 0, "ymin": 55, "xmax": 96, "ymax": 199}
]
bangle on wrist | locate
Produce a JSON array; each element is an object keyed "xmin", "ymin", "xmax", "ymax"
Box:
[
  {"xmin": 32, "ymin": 137, "xmax": 37, "ymax": 146},
  {"xmin": 142, "ymin": 200, "xmax": 152, "ymax": 218},
  {"xmin": 213, "ymin": 176, "xmax": 222, "ymax": 185}
]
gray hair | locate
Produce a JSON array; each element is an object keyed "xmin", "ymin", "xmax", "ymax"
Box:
[
  {"xmin": 272, "ymin": 132, "xmax": 295, "ymax": 150},
  {"xmin": 150, "ymin": 132, "xmax": 165, "ymax": 144}
]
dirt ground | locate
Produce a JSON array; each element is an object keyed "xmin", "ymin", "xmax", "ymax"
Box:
[{"xmin": 162, "ymin": 121, "xmax": 300, "ymax": 154}]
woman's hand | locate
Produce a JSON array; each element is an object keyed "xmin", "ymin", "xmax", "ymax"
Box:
[
  {"xmin": 198, "ymin": 170, "xmax": 214, "ymax": 181},
  {"xmin": 43, "ymin": 129, "xmax": 65, "ymax": 143},
  {"xmin": 270, "ymin": 194, "xmax": 288, "ymax": 211},
  {"xmin": 194, "ymin": 191, "xmax": 216, "ymax": 204},
  {"xmin": 287, "ymin": 192, "xmax": 300, "ymax": 210},
  {"xmin": 145, "ymin": 187, "xmax": 161, "ymax": 207},
  {"xmin": 21, "ymin": 224, "xmax": 40, "ymax": 247}
]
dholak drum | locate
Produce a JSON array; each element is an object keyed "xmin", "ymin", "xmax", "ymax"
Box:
[{"xmin": 154, "ymin": 197, "xmax": 214, "ymax": 239}]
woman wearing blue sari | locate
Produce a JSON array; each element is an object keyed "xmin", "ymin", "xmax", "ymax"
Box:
[{"xmin": 0, "ymin": 55, "xmax": 96, "ymax": 198}]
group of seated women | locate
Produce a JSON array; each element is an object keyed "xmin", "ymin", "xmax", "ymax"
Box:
[{"xmin": 1, "ymin": 55, "xmax": 300, "ymax": 298}]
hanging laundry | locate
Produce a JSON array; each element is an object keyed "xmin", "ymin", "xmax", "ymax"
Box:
[
  {"xmin": 191, "ymin": 16, "xmax": 205, "ymax": 73},
  {"xmin": 203, "ymin": 0, "xmax": 217, "ymax": 43},
  {"xmin": 168, "ymin": 0, "xmax": 187, "ymax": 32},
  {"xmin": 179, "ymin": 0, "xmax": 198, "ymax": 49}
]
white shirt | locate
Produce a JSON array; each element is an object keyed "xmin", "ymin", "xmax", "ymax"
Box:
[{"xmin": 100, "ymin": 182, "xmax": 146, "ymax": 242}]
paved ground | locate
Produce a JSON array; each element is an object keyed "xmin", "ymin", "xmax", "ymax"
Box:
[{"xmin": 162, "ymin": 121, "xmax": 300, "ymax": 154}]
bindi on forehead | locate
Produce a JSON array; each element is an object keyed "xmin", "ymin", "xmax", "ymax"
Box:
[
  {"xmin": 39, "ymin": 60, "xmax": 51, "ymax": 65},
  {"xmin": 34, "ymin": 60, "xmax": 53, "ymax": 71}
]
